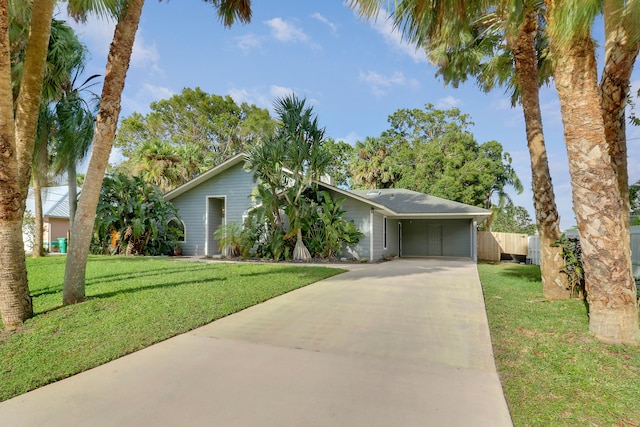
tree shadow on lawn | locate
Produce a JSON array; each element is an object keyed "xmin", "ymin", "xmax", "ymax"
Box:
[
  {"xmin": 237, "ymin": 266, "xmax": 339, "ymax": 278},
  {"xmin": 29, "ymin": 263, "xmax": 216, "ymax": 298},
  {"xmin": 494, "ymin": 263, "xmax": 542, "ymax": 283},
  {"xmin": 36, "ymin": 276, "xmax": 226, "ymax": 317}
]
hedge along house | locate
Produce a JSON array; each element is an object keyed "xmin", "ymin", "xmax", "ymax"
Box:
[{"xmin": 164, "ymin": 154, "xmax": 492, "ymax": 261}]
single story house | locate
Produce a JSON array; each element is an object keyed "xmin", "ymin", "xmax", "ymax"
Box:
[
  {"xmin": 164, "ymin": 154, "xmax": 491, "ymax": 261},
  {"xmin": 23, "ymin": 186, "xmax": 75, "ymax": 252}
]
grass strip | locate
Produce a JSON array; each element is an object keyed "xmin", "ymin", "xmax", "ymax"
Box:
[
  {"xmin": 478, "ymin": 262, "xmax": 640, "ymax": 427},
  {"xmin": 0, "ymin": 256, "xmax": 344, "ymax": 401}
]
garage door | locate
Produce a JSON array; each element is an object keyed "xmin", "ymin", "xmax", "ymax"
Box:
[{"xmin": 401, "ymin": 219, "xmax": 471, "ymax": 257}]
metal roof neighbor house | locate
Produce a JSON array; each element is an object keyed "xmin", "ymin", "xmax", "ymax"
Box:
[
  {"xmin": 23, "ymin": 186, "xmax": 75, "ymax": 252},
  {"xmin": 165, "ymin": 154, "xmax": 491, "ymax": 261}
]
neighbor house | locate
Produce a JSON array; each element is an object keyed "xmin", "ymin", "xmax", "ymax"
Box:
[
  {"xmin": 23, "ymin": 186, "xmax": 74, "ymax": 252},
  {"xmin": 164, "ymin": 154, "xmax": 491, "ymax": 261}
]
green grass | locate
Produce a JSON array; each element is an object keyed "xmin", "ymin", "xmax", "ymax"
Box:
[
  {"xmin": 0, "ymin": 256, "xmax": 344, "ymax": 401},
  {"xmin": 478, "ymin": 262, "xmax": 640, "ymax": 427}
]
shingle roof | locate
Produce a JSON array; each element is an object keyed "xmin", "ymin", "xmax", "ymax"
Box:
[{"xmin": 348, "ymin": 188, "xmax": 491, "ymax": 217}]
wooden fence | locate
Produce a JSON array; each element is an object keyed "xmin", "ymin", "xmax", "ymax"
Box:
[{"xmin": 478, "ymin": 231, "xmax": 529, "ymax": 261}]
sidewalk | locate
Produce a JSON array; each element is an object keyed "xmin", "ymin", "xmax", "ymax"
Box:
[{"xmin": 0, "ymin": 258, "xmax": 512, "ymax": 426}]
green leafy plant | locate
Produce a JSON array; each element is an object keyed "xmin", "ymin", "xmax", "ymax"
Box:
[
  {"xmin": 213, "ymin": 222, "xmax": 243, "ymax": 257},
  {"xmin": 91, "ymin": 173, "xmax": 182, "ymax": 256},
  {"xmin": 551, "ymin": 234, "xmax": 585, "ymax": 299},
  {"xmin": 311, "ymin": 191, "xmax": 363, "ymax": 258}
]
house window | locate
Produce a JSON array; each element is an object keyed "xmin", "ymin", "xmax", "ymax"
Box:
[{"xmin": 383, "ymin": 216, "xmax": 387, "ymax": 249}]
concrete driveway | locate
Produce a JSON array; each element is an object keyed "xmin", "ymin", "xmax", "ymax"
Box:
[{"xmin": 0, "ymin": 258, "xmax": 512, "ymax": 426}]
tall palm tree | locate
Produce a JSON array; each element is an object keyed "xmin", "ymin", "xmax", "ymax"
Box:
[
  {"xmin": 50, "ymin": 69, "xmax": 100, "ymax": 231},
  {"xmin": 31, "ymin": 19, "xmax": 89, "ymax": 258},
  {"xmin": 130, "ymin": 138, "xmax": 186, "ymax": 192},
  {"xmin": 544, "ymin": 0, "xmax": 639, "ymax": 343},
  {"xmin": 348, "ymin": 0, "xmax": 570, "ymax": 299},
  {"xmin": 0, "ymin": 0, "xmax": 56, "ymax": 329},
  {"xmin": 350, "ymin": 136, "xmax": 397, "ymax": 189},
  {"xmin": 63, "ymin": 0, "xmax": 254, "ymax": 304}
]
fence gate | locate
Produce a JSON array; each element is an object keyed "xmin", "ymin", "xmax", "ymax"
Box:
[{"xmin": 477, "ymin": 231, "xmax": 529, "ymax": 261}]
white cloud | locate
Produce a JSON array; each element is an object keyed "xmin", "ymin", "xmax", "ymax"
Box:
[
  {"xmin": 312, "ymin": 12, "xmax": 338, "ymax": 34},
  {"xmin": 131, "ymin": 35, "xmax": 160, "ymax": 72},
  {"xmin": 227, "ymin": 87, "xmax": 272, "ymax": 110},
  {"xmin": 437, "ymin": 96, "xmax": 463, "ymax": 109},
  {"xmin": 120, "ymin": 83, "xmax": 174, "ymax": 117},
  {"xmin": 359, "ymin": 70, "xmax": 418, "ymax": 96},
  {"xmin": 363, "ymin": 8, "xmax": 428, "ymax": 64},
  {"xmin": 235, "ymin": 33, "xmax": 263, "ymax": 53},
  {"xmin": 265, "ymin": 18, "xmax": 309, "ymax": 43},
  {"xmin": 337, "ymin": 131, "xmax": 361, "ymax": 146},
  {"xmin": 270, "ymin": 85, "xmax": 296, "ymax": 100}
]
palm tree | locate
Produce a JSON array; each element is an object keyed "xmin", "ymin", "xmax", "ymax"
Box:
[
  {"xmin": 545, "ymin": 0, "xmax": 639, "ymax": 343},
  {"xmin": 32, "ymin": 19, "xmax": 90, "ymax": 257},
  {"xmin": 350, "ymin": 136, "xmax": 397, "ymax": 189},
  {"xmin": 130, "ymin": 138, "xmax": 186, "ymax": 192},
  {"xmin": 49, "ymin": 67, "xmax": 100, "ymax": 232},
  {"xmin": 62, "ymin": 0, "xmax": 254, "ymax": 304},
  {"xmin": 246, "ymin": 95, "xmax": 331, "ymax": 261},
  {"xmin": 347, "ymin": 0, "xmax": 570, "ymax": 298},
  {"xmin": 0, "ymin": 0, "xmax": 56, "ymax": 329}
]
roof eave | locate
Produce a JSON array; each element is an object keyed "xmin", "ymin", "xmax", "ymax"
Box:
[{"xmin": 165, "ymin": 153, "xmax": 248, "ymax": 201}]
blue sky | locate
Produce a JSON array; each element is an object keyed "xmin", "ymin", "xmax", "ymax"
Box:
[{"xmin": 57, "ymin": 1, "xmax": 640, "ymax": 230}]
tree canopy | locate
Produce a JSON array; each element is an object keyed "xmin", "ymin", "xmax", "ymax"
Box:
[
  {"xmin": 114, "ymin": 87, "xmax": 275, "ymax": 191},
  {"xmin": 349, "ymin": 104, "xmax": 522, "ymax": 208}
]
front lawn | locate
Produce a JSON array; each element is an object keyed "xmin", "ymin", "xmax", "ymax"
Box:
[
  {"xmin": 478, "ymin": 262, "xmax": 640, "ymax": 426},
  {"xmin": 0, "ymin": 256, "xmax": 343, "ymax": 401}
]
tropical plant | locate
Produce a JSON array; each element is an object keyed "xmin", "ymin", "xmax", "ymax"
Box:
[
  {"xmin": 551, "ymin": 234, "xmax": 585, "ymax": 299},
  {"xmin": 92, "ymin": 173, "xmax": 182, "ymax": 256},
  {"xmin": 310, "ymin": 191, "xmax": 363, "ymax": 259},
  {"xmin": 245, "ymin": 94, "xmax": 331, "ymax": 261},
  {"xmin": 213, "ymin": 222, "xmax": 243, "ymax": 257},
  {"xmin": 63, "ymin": 0, "xmax": 254, "ymax": 305},
  {"xmin": 50, "ymin": 69, "xmax": 100, "ymax": 231}
]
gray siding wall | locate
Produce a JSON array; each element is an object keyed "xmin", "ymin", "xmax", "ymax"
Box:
[
  {"xmin": 401, "ymin": 219, "xmax": 472, "ymax": 257},
  {"xmin": 327, "ymin": 190, "xmax": 372, "ymax": 260},
  {"xmin": 171, "ymin": 163, "xmax": 256, "ymax": 256},
  {"xmin": 385, "ymin": 217, "xmax": 400, "ymax": 258},
  {"xmin": 371, "ymin": 213, "xmax": 384, "ymax": 261}
]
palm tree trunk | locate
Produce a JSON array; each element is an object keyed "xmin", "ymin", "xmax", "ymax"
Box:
[
  {"xmin": 67, "ymin": 163, "xmax": 77, "ymax": 232},
  {"xmin": 507, "ymin": 8, "xmax": 569, "ymax": 299},
  {"xmin": 0, "ymin": 0, "xmax": 54, "ymax": 328},
  {"xmin": 550, "ymin": 29, "xmax": 638, "ymax": 343},
  {"xmin": 33, "ymin": 173, "xmax": 45, "ymax": 257},
  {"xmin": 293, "ymin": 227, "xmax": 311, "ymax": 261},
  {"xmin": 63, "ymin": 0, "xmax": 144, "ymax": 304},
  {"xmin": 32, "ymin": 125, "xmax": 49, "ymax": 257},
  {"xmin": 599, "ymin": 0, "xmax": 640, "ymax": 291}
]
